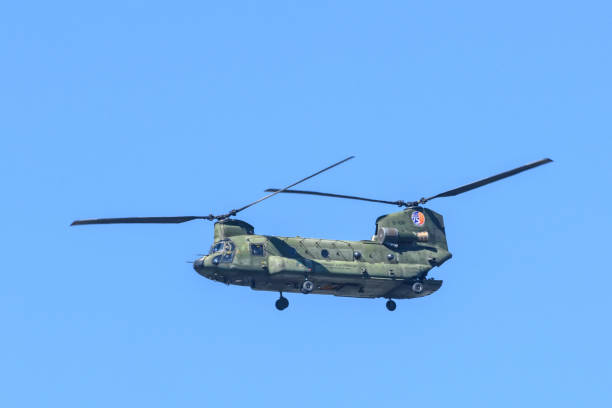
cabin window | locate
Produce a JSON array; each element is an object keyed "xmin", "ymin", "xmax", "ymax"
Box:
[
  {"xmin": 250, "ymin": 244, "xmax": 264, "ymax": 256},
  {"xmin": 321, "ymin": 249, "xmax": 329, "ymax": 258}
]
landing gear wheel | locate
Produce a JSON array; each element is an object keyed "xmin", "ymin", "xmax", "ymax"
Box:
[
  {"xmin": 275, "ymin": 296, "xmax": 289, "ymax": 311},
  {"xmin": 386, "ymin": 299, "xmax": 396, "ymax": 311},
  {"xmin": 411, "ymin": 281, "xmax": 424, "ymax": 294},
  {"xmin": 301, "ymin": 280, "xmax": 314, "ymax": 293}
]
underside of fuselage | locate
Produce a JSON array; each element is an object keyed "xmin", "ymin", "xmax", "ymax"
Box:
[{"xmin": 194, "ymin": 260, "xmax": 443, "ymax": 299}]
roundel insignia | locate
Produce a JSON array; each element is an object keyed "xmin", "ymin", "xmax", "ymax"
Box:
[{"xmin": 411, "ymin": 211, "xmax": 425, "ymax": 226}]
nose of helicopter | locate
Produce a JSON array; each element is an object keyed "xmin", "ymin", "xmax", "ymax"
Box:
[{"xmin": 193, "ymin": 257, "xmax": 205, "ymax": 274}]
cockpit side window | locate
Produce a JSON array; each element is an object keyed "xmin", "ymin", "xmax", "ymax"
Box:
[{"xmin": 250, "ymin": 243, "xmax": 264, "ymax": 256}]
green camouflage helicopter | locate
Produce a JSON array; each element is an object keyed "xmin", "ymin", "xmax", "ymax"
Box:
[{"xmin": 71, "ymin": 156, "xmax": 552, "ymax": 311}]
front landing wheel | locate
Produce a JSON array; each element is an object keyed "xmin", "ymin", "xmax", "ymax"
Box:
[
  {"xmin": 386, "ymin": 299, "xmax": 396, "ymax": 311},
  {"xmin": 275, "ymin": 296, "xmax": 289, "ymax": 311}
]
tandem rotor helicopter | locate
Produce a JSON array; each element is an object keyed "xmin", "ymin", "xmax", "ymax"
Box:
[{"xmin": 72, "ymin": 156, "xmax": 552, "ymax": 311}]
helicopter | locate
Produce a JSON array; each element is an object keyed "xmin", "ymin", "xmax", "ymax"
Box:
[{"xmin": 71, "ymin": 156, "xmax": 552, "ymax": 311}]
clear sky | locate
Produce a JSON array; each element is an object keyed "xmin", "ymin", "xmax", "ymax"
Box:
[{"xmin": 1, "ymin": 1, "xmax": 611, "ymax": 407}]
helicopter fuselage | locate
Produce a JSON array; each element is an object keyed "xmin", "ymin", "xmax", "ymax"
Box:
[{"xmin": 193, "ymin": 207, "xmax": 452, "ymax": 300}]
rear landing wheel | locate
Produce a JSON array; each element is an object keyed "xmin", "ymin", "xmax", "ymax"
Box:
[
  {"xmin": 275, "ymin": 295, "xmax": 289, "ymax": 311},
  {"xmin": 386, "ymin": 299, "xmax": 396, "ymax": 311}
]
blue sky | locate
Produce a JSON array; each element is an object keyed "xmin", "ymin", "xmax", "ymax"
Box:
[{"xmin": 1, "ymin": 1, "xmax": 611, "ymax": 406}]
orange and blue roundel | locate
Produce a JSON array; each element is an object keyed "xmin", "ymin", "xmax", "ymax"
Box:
[{"xmin": 411, "ymin": 211, "xmax": 426, "ymax": 226}]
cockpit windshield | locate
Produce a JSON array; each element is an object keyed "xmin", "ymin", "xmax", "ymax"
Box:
[
  {"xmin": 211, "ymin": 242, "xmax": 225, "ymax": 253},
  {"xmin": 210, "ymin": 240, "xmax": 235, "ymax": 254}
]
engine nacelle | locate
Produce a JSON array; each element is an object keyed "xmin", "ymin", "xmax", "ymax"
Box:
[{"xmin": 375, "ymin": 227, "xmax": 429, "ymax": 246}]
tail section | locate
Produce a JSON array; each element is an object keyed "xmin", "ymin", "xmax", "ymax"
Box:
[{"xmin": 375, "ymin": 207, "xmax": 451, "ymax": 266}]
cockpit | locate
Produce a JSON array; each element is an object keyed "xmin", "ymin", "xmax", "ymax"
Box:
[
  {"xmin": 209, "ymin": 239, "xmax": 235, "ymax": 264},
  {"xmin": 210, "ymin": 239, "xmax": 234, "ymax": 255}
]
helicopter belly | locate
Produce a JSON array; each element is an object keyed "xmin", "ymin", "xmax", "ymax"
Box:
[
  {"xmin": 195, "ymin": 253, "xmax": 441, "ymax": 299},
  {"xmin": 247, "ymin": 274, "xmax": 442, "ymax": 299},
  {"xmin": 324, "ymin": 277, "xmax": 442, "ymax": 299}
]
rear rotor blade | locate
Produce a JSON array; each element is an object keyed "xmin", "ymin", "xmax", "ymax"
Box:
[
  {"xmin": 264, "ymin": 188, "xmax": 407, "ymax": 207},
  {"xmin": 266, "ymin": 158, "xmax": 553, "ymax": 208},
  {"xmin": 71, "ymin": 216, "xmax": 212, "ymax": 226},
  {"xmin": 421, "ymin": 158, "xmax": 553, "ymax": 203}
]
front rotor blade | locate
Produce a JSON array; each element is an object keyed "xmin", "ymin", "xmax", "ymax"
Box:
[
  {"xmin": 422, "ymin": 158, "xmax": 553, "ymax": 203},
  {"xmin": 264, "ymin": 188, "xmax": 406, "ymax": 206},
  {"xmin": 221, "ymin": 156, "xmax": 355, "ymax": 218},
  {"xmin": 71, "ymin": 216, "xmax": 210, "ymax": 226}
]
